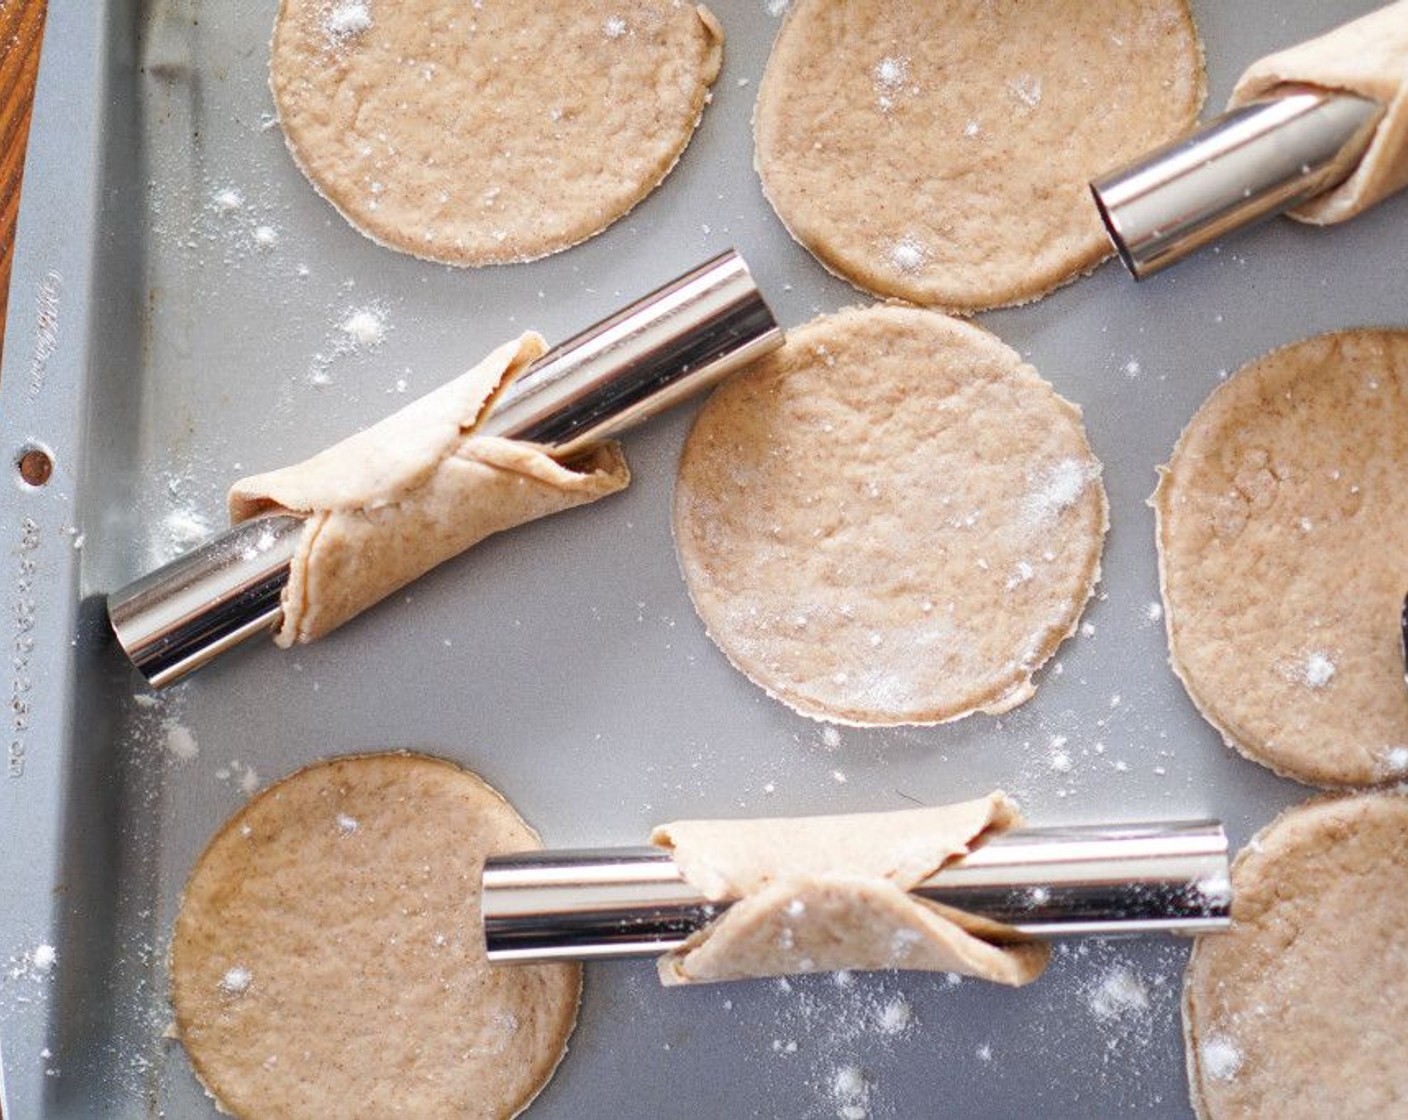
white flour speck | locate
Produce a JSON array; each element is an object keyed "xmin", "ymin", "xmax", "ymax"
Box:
[
  {"xmin": 163, "ymin": 507, "xmax": 214, "ymax": 555},
  {"xmin": 1123, "ymin": 358, "xmax": 1142, "ymax": 378},
  {"xmin": 872, "ymin": 56, "xmax": 909, "ymax": 89},
  {"xmin": 32, "ymin": 944, "xmax": 56, "ymax": 973},
  {"xmin": 1379, "ymin": 746, "xmax": 1408, "ymax": 776},
  {"xmin": 325, "ymin": 1, "xmax": 372, "ymax": 38},
  {"xmin": 1195, "ymin": 872, "xmax": 1232, "ymax": 907},
  {"xmin": 876, "ymin": 996, "xmax": 912, "ymax": 1034},
  {"xmin": 976, "ymin": 1042, "xmax": 993, "ymax": 1062},
  {"xmin": 1302, "ymin": 651, "xmax": 1335, "ymax": 688},
  {"xmin": 1146, "ymin": 601, "xmax": 1164, "ymax": 624},
  {"xmin": 820, "ymin": 726, "xmax": 842, "ymax": 749},
  {"xmin": 163, "ymin": 719, "xmax": 199, "ymax": 761},
  {"xmin": 212, "ymin": 187, "xmax": 244, "ymax": 212},
  {"xmin": 1005, "ymin": 560, "xmax": 1035, "ymax": 590},
  {"xmin": 336, "ymin": 813, "xmax": 360, "ymax": 834},
  {"xmin": 340, "ymin": 308, "xmax": 386, "ymax": 347},
  {"xmin": 1006, "ymin": 74, "xmax": 1042, "ymax": 108},
  {"xmin": 219, "ymin": 966, "xmax": 252, "ymax": 994},
  {"xmin": 831, "ymin": 1064, "xmax": 870, "ymax": 1119},
  {"xmin": 889, "ymin": 234, "xmax": 928, "ymax": 274},
  {"xmin": 1201, "ymin": 1035, "xmax": 1243, "ymax": 1081},
  {"xmin": 1025, "ymin": 459, "xmax": 1100, "ymax": 523},
  {"xmin": 963, "ymin": 120, "xmax": 981, "ymax": 137},
  {"xmin": 253, "ymin": 225, "xmax": 279, "ymax": 248},
  {"xmin": 602, "ymin": 16, "xmax": 627, "ymax": 38},
  {"xmin": 1087, "ymin": 967, "xmax": 1150, "ymax": 1021}
]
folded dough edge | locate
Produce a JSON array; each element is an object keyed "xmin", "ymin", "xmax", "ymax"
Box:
[
  {"xmin": 1229, "ymin": 0, "xmax": 1408, "ymax": 224},
  {"xmin": 229, "ymin": 333, "xmax": 630, "ymax": 645},
  {"xmin": 652, "ymin": 792, "xmax": 1050, "ymax": 986}
]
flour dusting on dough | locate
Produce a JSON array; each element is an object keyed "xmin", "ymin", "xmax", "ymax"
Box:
[
  {"xmin": 324, "ymin": 2, "xmax": 372, "ymax": 40},
  {"xmin": 1025, "ymin": 459, "xmax": 1101, "ymax": 525},
  {"xmin": 1201, "ymin": 1035, "xmax": 1243, "ymax": 1081}
]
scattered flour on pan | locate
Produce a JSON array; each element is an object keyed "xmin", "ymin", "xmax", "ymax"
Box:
[
  {"xmin": 1086, "ymin": 966, "xmax": 1150, "ymax": 1022},
  {"xmin": 310, "ymin": 303, "xmax": 390, "ymax": 384},
  {"xmin": 875, "ymin": 996, "xmax": 912, "ymax": 1034},
  {"xmin": 211, "ymin": 187, "xmax": 244, "ymax": 212},
  {"xmin": 215, "ymin": 760, "xmax": 261, "ymax": 797},
  {"xmin": 830, "ymin": 1064, "xmax": 871, "ymax": 1120},
  {"xmin": 340, "ymin": 307, "xmax": 386, "ymax": 347},
  {"xmin": 1200, "ymin": 1034, "xmax": 1243, "ymax": 1081},
  {"xmin": 163, "ymin": 719, "xmax": 199, "ymax": 761}
]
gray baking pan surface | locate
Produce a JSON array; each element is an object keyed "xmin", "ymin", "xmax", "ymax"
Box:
[{"xmin": 0, "ymin": 0, "xmax": 1402, "ymax": 1116}]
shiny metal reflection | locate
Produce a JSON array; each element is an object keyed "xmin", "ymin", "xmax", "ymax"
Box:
[
  {"xmin": 108, "ymin": 250, "xmax": 782, "ymax": 688},
  {"xmin": 1092, "ymin": 86, "xmax": 1383, "ymax": 279},
  {"xmin": 482, "ymin": 820, "xmax": 1232, "ymax": 964}
]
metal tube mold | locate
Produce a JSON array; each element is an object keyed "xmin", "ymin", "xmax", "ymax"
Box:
[
  {"xmin": 107, "ymin": 250, "xmax": 782, "ymax": 687},
  {"xmin": 482, "ymin": 820, "xmax": 1232, "ymax": 964},
  {"xmin": 1092, "ymin": 85, "xmax": 1383, "ymax": 279}
]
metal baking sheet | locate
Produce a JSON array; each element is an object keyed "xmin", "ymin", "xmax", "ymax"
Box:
[{"xmin": 1, "ymin": 1, "xmax": 1401, "ymax": 1115}]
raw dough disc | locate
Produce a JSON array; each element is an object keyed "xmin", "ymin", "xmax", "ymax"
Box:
[
  {"xmin": 1155, "ymin": 329, "xmax": 1408, "ymax": 787},
  {"xmin": 753, "ymin": 0, "xmax": 1205, "ymax": 312},
  {"xmin": 271, "ymin": 1, "xmax": 723, "ymax": 265},
  {"xmin": 171, "ymin": 753, "xmax": 580, "ymax": 1119},
  {"xmin": 1183, "ymin": 793, "xmax": 1408, "ymax": 1119},
  {"xmin": 673, "ymin": 304, "xmax": 1108, "ymax": 726}
]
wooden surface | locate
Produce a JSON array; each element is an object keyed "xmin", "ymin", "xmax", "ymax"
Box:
[{"xmin": 0, "ymin": 0, "xmax": 49, "ymax": 362}]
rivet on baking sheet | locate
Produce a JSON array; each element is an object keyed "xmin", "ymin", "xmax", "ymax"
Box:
[{"xmin": 16, "ymin": 447, "xmax": 53, "ymax": 488}]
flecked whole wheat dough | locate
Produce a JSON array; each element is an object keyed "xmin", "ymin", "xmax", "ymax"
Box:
[
  {"xmin": 1230, "ymin": 0, "xmax": 1408, "ymax": 225},
  {"xmin": 654, "ymin": 791, "xmax": 1049, "ymax": 986},
  {"xmin": 230, "ymin": 333, "xmax": 629, "ymax": 646},
  {"xmin": 271, "ymin": 0, "xmax": 723, "ymax": 265},
  {"xmin": 673, "ymin": 304, "xmax": 1108, "ymax": 726},
  {"xmin": 1183, "ymin": 792, "xmax": 1408, "ymax": 1119},
  {"xmin": 753, "ymin": 0, "xmax": 1205, "ymax": 312},
  {"xmin": 170, "ymin": 753, "xmax": 581, "ymax": 1120},
  {"xmin": 1155, "ymin": 329, "xmax": 1408, "ymax": 787}
]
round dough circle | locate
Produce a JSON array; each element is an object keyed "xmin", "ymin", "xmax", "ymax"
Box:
[
  {"xmin": 171, "ymin": 753, "xmax": 580, "ymax": 1119},
  {"xmin": 1183, "ymin": 793, "xmax": 1408, "ymax": 1119},
  {"xmin": 1155, "ymin": 329, "xmax": 1408, "ymax": 787},
  {"xmin": 673, "ymin": 304, "xmax": 1108, "ymax": 726},
  {"xmin": 271, "ymin": 1, "xmax": 723, "ymax": 265},
  {"xmin": 753, "ymin": 0, "xmax": 1204, "ymax": 312}
]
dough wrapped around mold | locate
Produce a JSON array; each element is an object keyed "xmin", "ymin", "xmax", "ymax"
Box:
[
  {"xmin": 230, "ymin": 333, "xmax": 630, "ymax": 646},
  {"xmin": 652, "ymin": 791, "xmax": 1050, "ymax": 986},
  {"xmin": 1230, "ymin": 0, "xmax": 1408, "ymax": 224}
]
